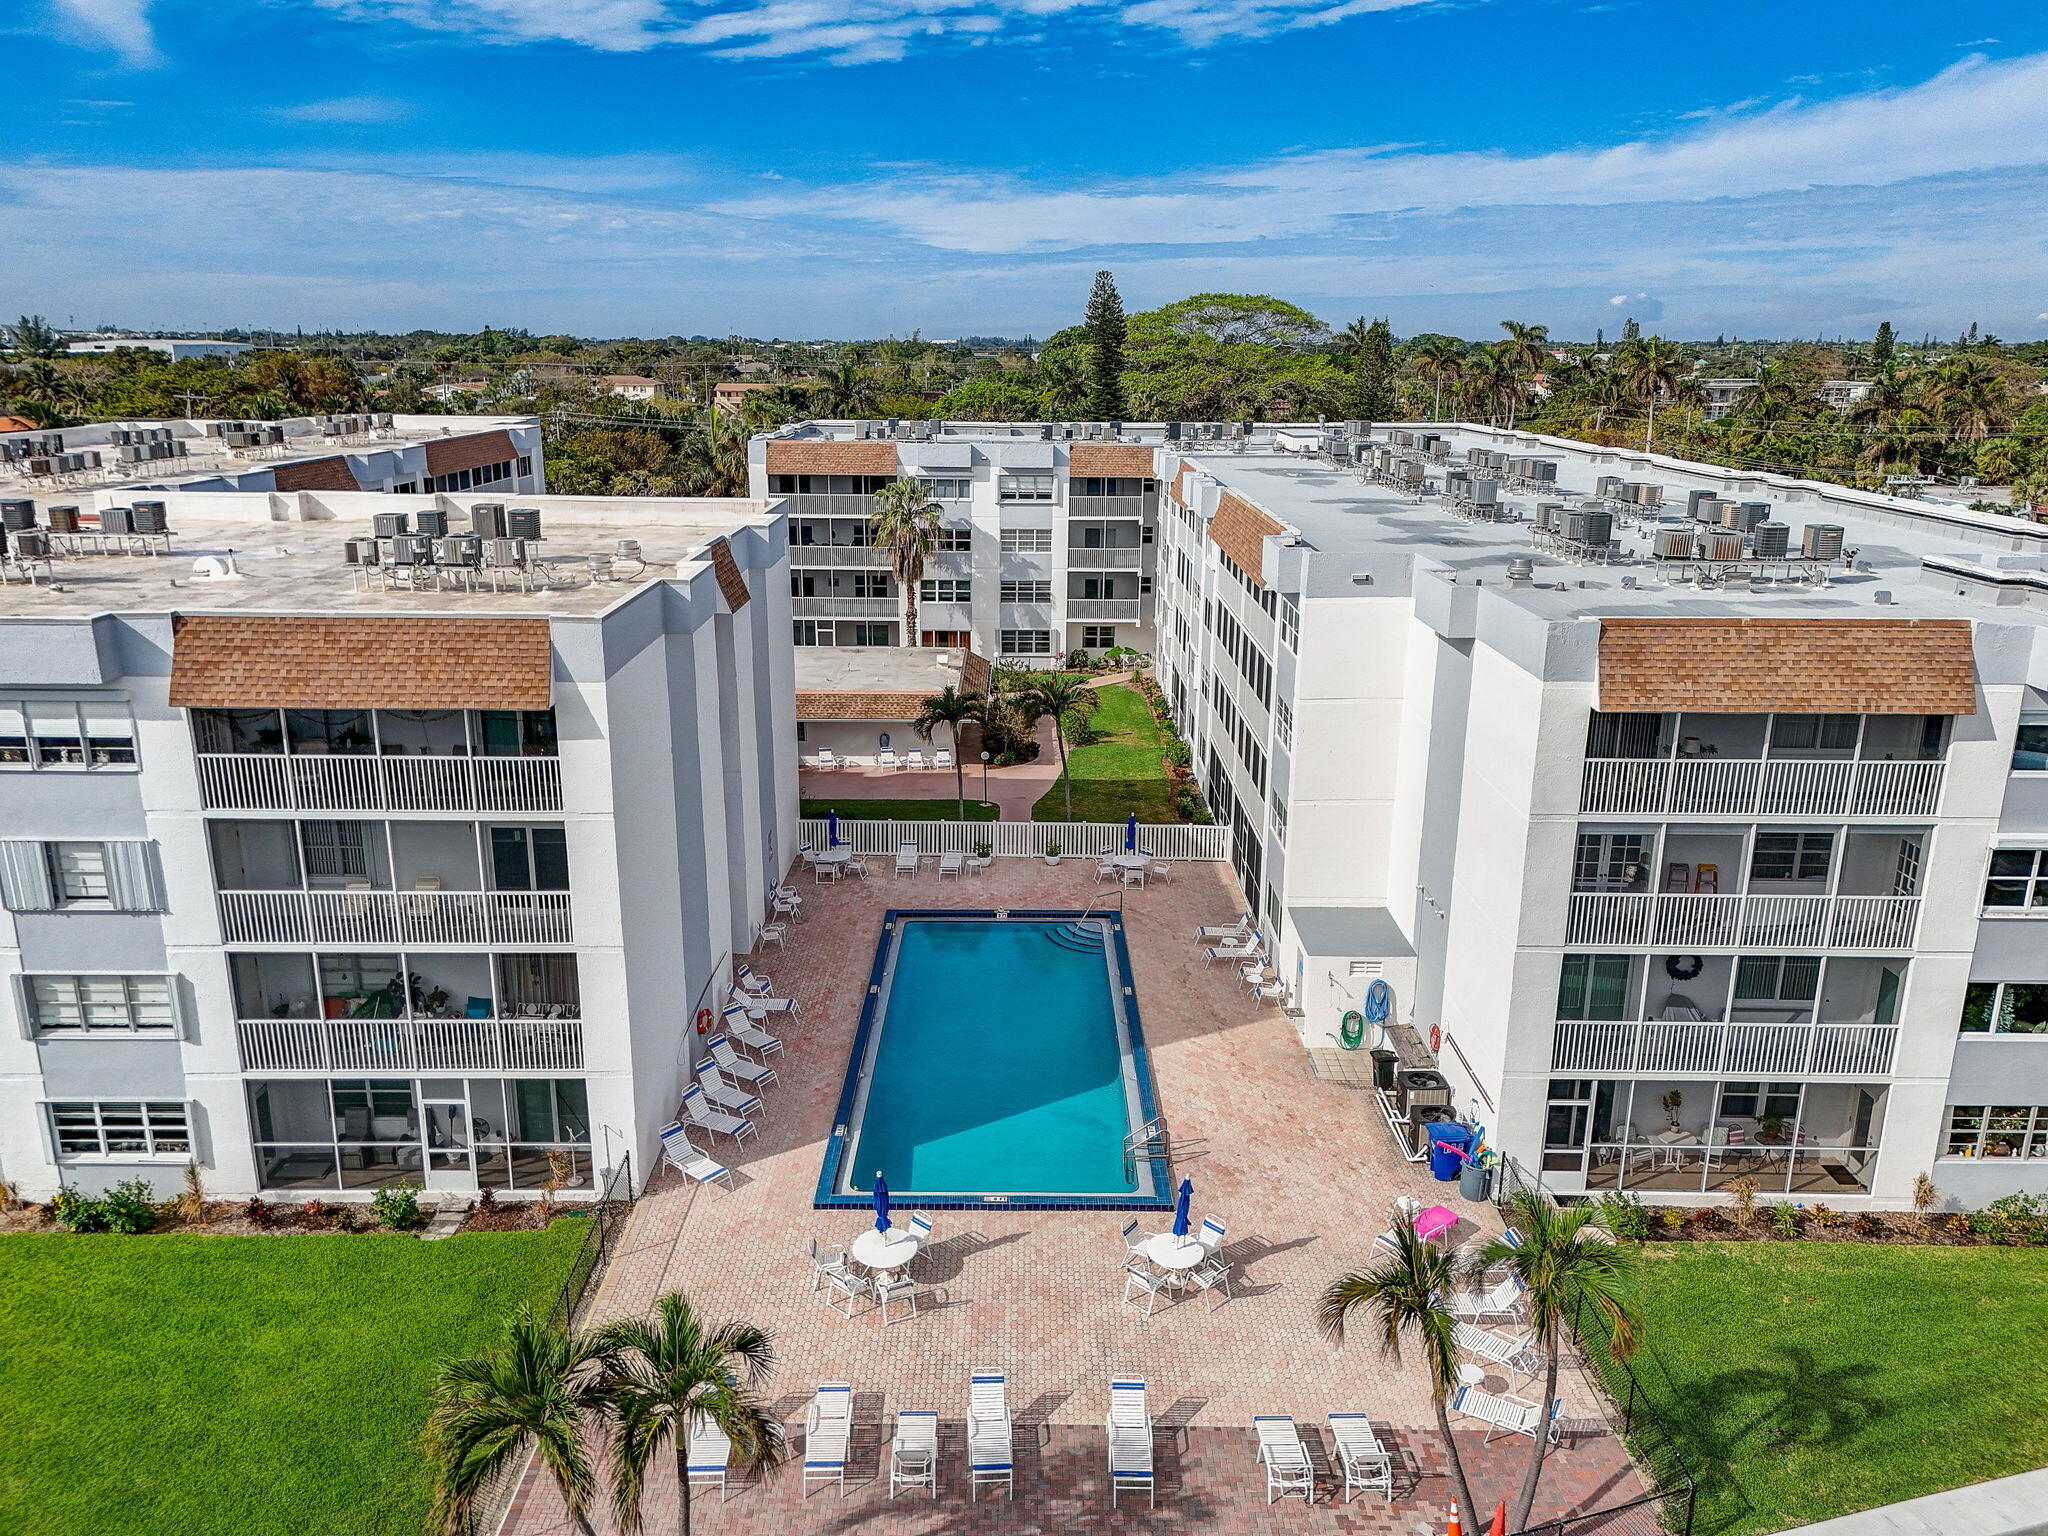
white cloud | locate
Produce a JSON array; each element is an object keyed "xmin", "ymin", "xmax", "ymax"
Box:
[
  {"xmin": 270, "ymin": 95, "xmax": 411, "ymax": 123},
  {"xmin": 1608, "ymin": 294, "xmax": 1627, "ymax": 305},
  {"xmin": 49, "ymin": 0, "xmax": 158, "ymax": 66}
]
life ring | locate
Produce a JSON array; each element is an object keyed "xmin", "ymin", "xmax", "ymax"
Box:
[
  {"xmin": 1338, "ymin": 1011, "xmax": 1366, "ymax": 1050},
  {"xmin": 695, "ymin": 1008, "xmax": 713, "ymax": 1035},
  {"xmin": 1429, "ymin": 1023, "xmax": 1443, "ymax": 1054},
  {"xmin": 1664, "ymin": 955, "xmax": 1705, "ymax": 982}
]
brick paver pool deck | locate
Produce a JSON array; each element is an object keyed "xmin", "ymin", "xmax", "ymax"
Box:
[{"xmin": 501, "ymin": 857, "xmax": 1643, "ymax": 1534}]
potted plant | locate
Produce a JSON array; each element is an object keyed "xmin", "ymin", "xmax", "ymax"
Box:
[
  {"xmin": 1043, "ymin": 841, "xmax": 1063, "ymax": 868},
  {"xmin": 1659, "ymin": 1089, "xmax": 1684, "ymax": 1129},
  {"xmin": 1758, "ymin": 1112, "xmax": 1788, "ymax": 1142},
  {"xmin": 970, "ymin": 840, "xmax": 993, "ymax": 873}
]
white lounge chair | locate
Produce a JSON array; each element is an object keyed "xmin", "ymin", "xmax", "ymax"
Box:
[
  {"xmin": 1445, "ymin": 1273, "xmax": 1526, "ymax": 1323},
  {"xmin": 694, "ymin": 1061, "xmax": 760, "ymax": 1116},
  {"xmin": 726, "ymin": 1015, "xmax": 783, "ymax": 1059},
  {"xmin": 934, "ymin": 748, "xmax": 954, "ymax": 770},
  {"xmin": 889, "ymin": 1409, "xmax": 938, "ymax": 1497},
  {"xmin": 937, "ymin": 850, "xmax": 963, "ymax": 881},
  {"xmin": 657, "ymin": 1123, "xmax": 732, "ymax": 1192},
  {"xmin": 1327, "ymin": 1413, "xmax": 1393, "ymax": 1502},
  {"xmin": 816, "ymin": 749, "xmax": 838, "ymax": 769},
  {"xmin": 1451, "ymin": 1386, "xmax": 1564, "ymax": 1445},
  {"xmin": 967, "ymin": 1369, "xmax": 1014, "ymax": 1501},
  {"xmin": 1122, "ymin": 1263, "xmax": 1174, "ymax": 1318},
  {"xmin": 709, "ymin": 1035, "xmax": 778, "ymax": 1092},
  {"xmin": 686, "ymin": 1418, "xmax": 733, "ymax": 1501},
  {"xmin": 729, "ymin": 989, "xmax": 800, "ymax": 1017},
  {"xmin": 734, "ymin": 963, "xmax": 774, "ymax": 996},
  {"xmin": 1253, "ymin": 1415, "xmax": 1315, "ymax": 1504},
  {"xmin": 906, "ymin": 748, "xmax": 928, "ymax": 771},
  {"xmin": 877, "ymin": 749, "xmax": 899, "ymax": 771},
  {"xmin": 1106, "ymin": 1378, "xmax": 1153, "ymax": 1507},
  {"xmin": 679, "ymin": 1083, "xmax": 754, "ymax": 1144},
  {"xmin": 803, "ymin": 1383, "xmax": 854, "ymax": 1495},
  {"xmin": 1204, "ymin": 940, "xmax": 1263, "ymax": 967},
  {"xmin": 1454, "ymin": 1320, "xmax": 1540, "ymax": 1373},
  {"xmin": 1196, "ymin": 912, "xmax": 1254, "ymax": 941},
  {"xmin": 894, "ymin": 842, "xmax": 920, "ymax": 878}
]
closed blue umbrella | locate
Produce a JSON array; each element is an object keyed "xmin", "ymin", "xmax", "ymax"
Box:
[
  {"xmin": 827, "ymin": 809, "xmax": 843, "ymax": 847},
  {"xmin": 1125, "ymin": 812, "xmax": 1138, "ymax": 853},
  {"xmin": 1171, "ymin": 1177, "xmax": 1192, "ymax": 1237},
  {"xmin": 873, "ymin": 1171, "xmax": 892, "ymax": 1232}
]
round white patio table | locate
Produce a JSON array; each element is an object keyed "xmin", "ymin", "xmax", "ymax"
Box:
[
  {"xmin": 815, "ymin": 846, "xmax": 855, "ymax": 866},
  {"xmin": 1109, "ymin": 852, "xmax": 1150, "ymax": 870},
  {"xmin": 1144, "ymin": 1232, "xmax": 1209, "ymax": 1283},
  {"xmin": 851, "ymin": 1226, "xmax": 922, "ymax": 1280}
]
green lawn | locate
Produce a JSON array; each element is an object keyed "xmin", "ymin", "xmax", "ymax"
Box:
[
  {"xmin": 801, "ymin": 797, "xmax": 997, "ymax": 821},
  {"xmin": 1627, "ymin": 1243, "xmax": 2048, "ymax": 1534},
  {"xmin": 0, "ymin": 1225, "xmax": 585, "ymax": 1536},
  {"xmin": 1031, "ymin": 682, "xmax": 1179, "ymax": 822}
]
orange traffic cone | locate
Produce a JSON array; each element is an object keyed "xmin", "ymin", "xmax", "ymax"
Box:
[
  {"xmin": 1446, "ymin": 1499, "xmax": 1463, "ymax": 1536},
  {"xmin": 1488, "ymin": 1500, "xmax": 1508, "ymax": 1536}
]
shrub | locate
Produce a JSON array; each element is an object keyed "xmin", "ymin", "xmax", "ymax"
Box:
[
  {"xmin": 1659, "ymin": 1208, "xmax": 1685, "ymax": 1233},
  {"xmin": 50, "ymin": 1186, "xmax": 99, "ymax": 1232},
  {"xmin": 244, "ymin": 1196, "xmax": 273, "ymax": 1229},
  {"xmin": 175, "ymin": 1161, "xmax": 206, "ymax": 1224},
  {"xmin": 49, "ymin": 1180, "xmax": 157, "ymax": 1234},
  {"xmin": 1726, "ymin": 1174, "xmax": 1759, "ymax": 1228},
  {"xmin": 1689, "ymin": 1207, "xmax": 1728, "ymax": 1233},
  {"xmin": 1769, "ymin": 1203, "xmax": 1803, "ymax": 1238},
  {"xmin": 370, "ymin": 1182, "xmax": 425, "ymax": 1232},
  {"xmin": 1849, "ymin": 1212, "xmax": 1885, "ymax": 1239},
  {"xmin": 1597, "ymin": 1191, "xmax": 1651, "ymax": 1241},
  {"xmin": 1940, "ymin": 1211, "xmax": 1973, "ymax": 1239},
  {"xmin": 1807, "ymin": 1203, "xmax": 1842, "ymax": 1230}
]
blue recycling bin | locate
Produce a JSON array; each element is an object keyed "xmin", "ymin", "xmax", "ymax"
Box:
[{"xmin": 1427, "ymin": 1122, "xmax": 1476, "ymax": 1182}]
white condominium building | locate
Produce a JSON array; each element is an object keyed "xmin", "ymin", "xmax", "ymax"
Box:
[{"xmin": 0, "ymin": 486, "xmax": 794, "ymax": 1202}]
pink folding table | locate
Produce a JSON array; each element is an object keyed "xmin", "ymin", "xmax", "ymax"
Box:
[{"xmin": 1414, "ymin": 1204, "xmax": 1461, "ymax": 1243}]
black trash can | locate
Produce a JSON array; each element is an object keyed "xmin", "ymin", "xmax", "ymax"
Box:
[{"xmin": 1369, "ymin": 1048, "xmax": 1399, "ymax": 1091}]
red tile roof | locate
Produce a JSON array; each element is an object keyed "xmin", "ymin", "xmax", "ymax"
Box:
[
  {"xmin": 1597, "ymin": 618, "xmax": 1978, "ymax": 714},
  {"xmin": 1208, "ymin": 490, "xmax": 1284, "ymax": 588},
  {"xmin": 269, "ymin": 455, "xmax": 361, "ymax": 493},
  {"xmin": 168, "ymin": 615, "xmax": 552, "ymax": 710},
  {"xmin": 424, "ymin": 429, "xmax": 517, "ymax": 478},
  {"xmin": 763, "ymin": 440, "xmax": 900, "ymax": 476},
  {"xmin": 1069, "ymin": 443, "xmax": 1157, "ymax": 478}
]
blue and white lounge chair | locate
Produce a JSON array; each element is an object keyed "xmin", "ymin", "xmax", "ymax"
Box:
[
  {"xmin": 1253, "ymin": 1415, "xmax": 1314, "ymax": 1503},
  {"xmin": 803, "ymin": 1383, "xmax": 853, "ymax": 1496},
  {"xmin": 967, "ymin": 1369, "xmax": 1013, "ymax": 1501},
  {"xmin": 1328, "ymin": 1413, "xmax": 1393, "ymax": 1503},
  {"xmin": 729, "ymin": 988, "xmax": 800, "ymax": 1016},
  {"xmin": 889, "ymin": 1409, "xmax": 938, "ymax": 1497},
  {"xmin": 724, "ymin": 1013, "xmax": 783, "ymax": 1059},
  {"xmin": 708, "ymin": 1035, "xmax": 778, "ymax": 1092},
  {"xmin": 695, "ymin": 1060, "xmax": 761, "ymax": 1116},
  {"xmin": 657, "ymin": 1122, "xmax": 731, "ymax": 1191},
  {"xmin": 679, "ymin": 1084, "xmax": 753, "ymax": 1144},
  {"xmin": 1105, "ymin": 1377, "xmax": 1154, "ymax": 1506},
  {"xmin": 687, "ymin": 1418, "xmax": 733, "ymax": 1500},
  {"xmin": 734, "ymin": 963, "xmax": 774, "ymax": 997}
]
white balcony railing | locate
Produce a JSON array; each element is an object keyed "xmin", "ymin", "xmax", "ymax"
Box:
[
  {"xmin": 1552, "ymin": 1019, "xmax": 1898, "ymax": 1078},
  {"xmin": 1066, "ymin": 546, "xmax": 1143, "ymax": 568},
  {"xmin": 197, "ymin": 753, "xmax": 562, "ymax": 813},
  {"xmin": 1065, "ymin": 598, "xmax": 1143, "ymax": 622},
  {"xmin": 237, "ymin": 1016, "xmax": 584, "ymax": 1073},
  {"xmin": 218, "ymin": 890, "xmax": 573, "ymax": 946},
  {"xmin": 791, "ymin": 596, "xmax": 898, "ymax": 618},
  {"xmin": 1565, "ymin": 892, "xmax": 1918, "ymax": 950},
  {"xmin": 1580, "ymin": 757, "xmax": 1944, "ymax": 818}
]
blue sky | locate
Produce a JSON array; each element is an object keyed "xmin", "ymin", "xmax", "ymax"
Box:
[{"xmin": 11, "ymin": 0, "xmax": 2048, "ymax": 338}]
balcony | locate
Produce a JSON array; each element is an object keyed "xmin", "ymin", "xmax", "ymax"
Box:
[
  {"xmin": 789, "ymin": 544, "xmax": 888, "ymax": 568},
  {"xmin": 1565, "ymin": 892, "xmax": 1918, "ymax": 950},
  {"xmin": 197, "ymin": 753, "xmax": 562, "ymax": 813},
  {"xmin": 1069, "ymin": 494, "xmax": 1148, "ymax": 518},
  {"xmin": 219, "ymin": 890, "xmax": 573, "ymax": 946},
  {"xmin": 1066, "ymin": 545, "xmax": 1142, "ymax": 569},
  {"xmin": 237, "ymin": 1015, "xmax": 583, "ymax": 1073},
  {"xmin": 1553, "ymin": 1019, "xmax": 1898, "ymax": 1077},
  {"xmin": 791, "ymin": 596, "xmax": 898, "ymax": 618},
  {"xmin": 1581, "ymin": 757, "xmax": 1944, "ymax": 818},
  {"xmin": 1066, "ymin": 597, "xmax": 1143, "ymax": 623}
]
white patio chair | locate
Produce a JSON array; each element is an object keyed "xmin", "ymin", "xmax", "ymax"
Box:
[
  {"xmin": 1185, "ymin": 1254, "xmax": 1233, "ymax": 1309},
  {"xmin": 1445, "ymin": 1274, "xmax": 1525, "ymax": 1323},
  {"xmin": 817, "ymin": 749, "xmax": 838, "ymax": 769},
  {"xmin": 726, "ymin": 1015, "xmax": 783, "ymax": 1059},
  {"xmin": 934, "ymin": 748, "xmax": 955, "ymax": 770},
  {"xmin": 808, "ymin": 1235, "xmax": 854, "ymax": 1292},
  {"xmin": 694, "ymin": 1061, "xmax": 761, "ymax": 1117},
  {"xmin": 894, "ymin": 842, "xmax": 920, "ymax": 877},
  {"xmin": 875, "ymin": 1274, "xmax": 919, "ymax": 1325},
  {"xmin": 755, "ymin": 921, "xmax": 788, "ymax": 950},
  {"xmin": 1196, "ymin": 1215, "xmax": 1227, "ymax": 1251},
  {"xmin": 1150, "ymin": 860, "xmax": 1174, "ymax": 884},
  {"xmin": 657, "ymin": 1123, "xmax": 732, "ymax": 1192},
  {"xmin": 1122, "ymin": 1263, "xmax": 1174, "ymax": 1318},
  {"xmin": 820, "ymin": 1267, "xmax": 870, "ymax": 1320},
  {"xmin": 686, "ymin": 1418, "xmax": 733, "ymax": 1501},
  {"xmin": 878, "ymin": 748, "xmax": 899, "ymax": 771},
  {"xmin": 710, "ymin": 1035, "xmax": 778, "ymax": 1091},
  {"xmin": 908, "ymin": 1212, "xmax": 935, "ymax": 1242},
  {"xmin": 844, "ymin": 855, "xmax": 872, "ymax": 879},
  {"xmin": 937, "ymin": 850, "xmax": 963, "ymax": 881},
  {"xmin": 889, "ymin": 1409, "xmax": 938, "ymax": 1496},
  {"xmin": 1453, "ymin": 1320, "xmax": 1540, "ymax": 1373},
  {"xmin": 1451, "ymin": 1386, "xmax": 1564, "ymax": 1445},
  {"xmin": 1121, "ymin": 1217, "xmax": 1148, "ymax": 1263},
  {"xmin": 1251, "ymin": 979, "xmax": 1288, "ymax": 1006},
  {"xmin": 734, "ymin": 963, "xmax": 774, "ymax": 996},
  {"xmin": 1106, "ymin": 1378, "xmax": 1153, "ymax": 1507},
  {"xmin": 803, "ymin": 1383, "xmax": 854, "ymax": 1493},
  {"xmin": 1095, "ymin": 859, "xmax": 1119, "ymax": 884},
  {"xmin": 906, "ymin": 748, "xmax": 928, "ymax": 771},
  {"xmin": 1327, "ymin": 1413, "xmax": 1393, "ymax": 1503},
  {"xmin": 679, "ymin": 1084, "xmax": 754, "ymax": 1144},
  {"xmin": 810, "ymin": 860, "xmax": 839, "ymax": 885},
  {"xmin": 1119, "ymin": 865, "xmax": 1147, "ymax": 888},
  {"xmin": 1253, "ymin": 1415, "xmax": 1315, "ymax": 1504},
  {"xmin": 967, "ymin": 1369, "xmax": 1014, "ymax": 1501}
]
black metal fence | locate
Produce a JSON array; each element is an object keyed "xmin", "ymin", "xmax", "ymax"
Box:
[{"xmin": 1495, "ymin": 1158, "xmax": 1699, "ymax": 1536}]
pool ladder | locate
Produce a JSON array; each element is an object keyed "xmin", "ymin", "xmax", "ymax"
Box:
[{"xmin": 1123, "ymin": 1117, "xmax": 1170, "ymax": 1183}]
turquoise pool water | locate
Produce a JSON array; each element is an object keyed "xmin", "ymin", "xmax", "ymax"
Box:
[{"xmin": 844, "ymin": 918, "xmax": 1142, "ymax": 1197}]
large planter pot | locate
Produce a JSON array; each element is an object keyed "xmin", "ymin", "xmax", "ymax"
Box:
[{"xmin": 1043, "ymin": 854, "xmax": 1062, "ymax": 867}]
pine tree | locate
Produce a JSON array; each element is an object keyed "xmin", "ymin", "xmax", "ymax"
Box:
[
  {"xmin": 1083, "ymin": 271, "xmax": 1128, "ymax": 421},
  {"xmin": 1594, "ymin": 328, "xmax": 1604, "ymax": 349},
  {"xmin": 1872, "ymin": 321, "xmax": 1895, "ymax": 368},
  {"xmin": 1350, "ymin": 317, "xmax": 1397, "ymax": 418},
  {"xmin": 1621, "ymin": 317, "xmax": 1641, "ymax": 343}
]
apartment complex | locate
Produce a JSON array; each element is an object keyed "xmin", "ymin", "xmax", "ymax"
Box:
[
  {"xmin": 0, "ymin": 486, "xmax": 794, "ymax": 1202},
  {"xmin": 746, "ymin": 424, "xmax": 1158, "ymax": 660},
  {"xmin": 0, "ymin": 413, "xmax": 544, "ymax": 500}
]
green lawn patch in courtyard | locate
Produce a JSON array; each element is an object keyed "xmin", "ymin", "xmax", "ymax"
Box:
[
  {"xmin": 1628, "ymin": 1242, "xmax": 2048, "ymax": 1534},
  {"xmin": 0, "ymin": 1225, "xmax": 585, "ymax": 1536},
  {"xmin": 801, "ymin": 797, "xmax": 997, "ymax": 821},
  {"xmin": 1031, "ymin": 682, "xmax": 1178, "ymax": 822}
]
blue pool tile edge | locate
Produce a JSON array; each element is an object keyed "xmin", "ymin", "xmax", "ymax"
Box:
[{"xmin": 812, "ymin": 909, "xmax": 1174, "ymax": 1212}]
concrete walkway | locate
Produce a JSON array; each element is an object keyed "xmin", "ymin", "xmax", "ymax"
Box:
[{"xmin": 1774, "ymin": 1469, "xmax": 2048, "ymax": 1536}]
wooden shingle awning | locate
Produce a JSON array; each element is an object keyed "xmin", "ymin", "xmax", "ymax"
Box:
[
  {"xmin": 1208, "ymin": 490, "xmax": 1285, "ymax": 588},
  {"xmin": 1069, "ymin": 443, "xmax": 1156, "ymax": 478},
  {"xmin": 763, "ymin": 439, "xmax": 900, "ymax": 476},
  {"xmin": 794, "ymin": 691, "xmax": 927, "ymax": 721},
  {"xmin": 270, "ymin": 456, "xmax": 361, "ymax": 493},
  {"xmin": 1597, "ymin": 617, "xmax": 1977, "ymax": 714},
  {"xmin": 424, "ymin": 430, "xmax": 517, "ymax": 477},
  {"xmin": 169, "ymin": 615, "xmax": 553, "ymax": 710},
  {"xmin": 708, "ymin": 538, "xmax": 750, "ymax": 610}
]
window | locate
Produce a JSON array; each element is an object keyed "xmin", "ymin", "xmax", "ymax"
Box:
[
  {"xmin": 1557, "ymin": 955, "xmax": 1633, "ymax": 1020},
  {"xmin": 919, "ymin": 579, "xmax": 971, "ymax": 603},
  {"xmin": 1274, "ymin": 697, "xmax": 1294, "ymax": 750},
  {"xmin": 1000, "ymin": 630, "xmax": 1052, "ymax": 655},
  {"xmin": 516, "ymin": 455, "xmax": 533, "ymax": 477},
  {"xmin": 1986, "ymin": 850, "xmax": 2048, "ymax": 909},
  {"xmin": 2016, "ymin": 715, "xmax": 2048, "ymax": 772},
  {"xmin": 1719, "ymin": 1081, "xmax": 1803, "ymax": 1121},
  {"xmin": 1000, "ymin": 580, "xmax": 1051, "ymax": 603},
  {"xmin": 1079, "ymin": 576, "xmax": 1121, "ymax": 599},
  {"xmin": 919, "ymin": 630, "xmax": 969, "ymax": 648},
  {"xmin": 1000, "ymin": 527, "xmax": 1052, "ymax": 553},
  {"xmin": 299, "ymin": 821, "xmax": 375, "ymax": 881},
  {"xmin": 1572, "ymin": 833, "xmax": 1647, "ymax": 891},
  {"xmin": 1751, "ymin": 832, "xmax": 1833, "ymax": 882},
  {"xmin": 848, "ymin": 623, "xmax": 892, "ymax": 645},
  {"xmin": 934, "ymin": 524, "xmax": 972, "ymax": 551},
  {"xmin": 1072, "ymin": 477, "xmax": 1149, "ymax": 497},
  {"xmin": 998, "ymin": 472, "xmax": 1055, "ymax": 501},
  {"xmin": 488, "ymin": 826, "xmax": 569, "ymax": 891},
  {"xmin": 0, "ymin": 839, "xmax": 163, "ymax": 912},
  {"xmin": 1961, "ymin": 982, "xmax": 2048, "ymax": 1034},
  {"xmin": 1770, "ymin": 714, "xmax": 1859, "ymax": 751},
  {"xmin": 792, "ymin": 620, "xmax": 826, "ymax": 646},
  {"xmin": 1734, "ymin": 956, "xmax": 1822, "ymax": 1001},
  {"xmin": 1277, "ymin": 592, "xmax": 1300, "ymax": 652},
  {"xmin": 1139, "ymin": 575, "xmax": 1154, "ymax": 594},
  {"xmin": 1270, "ymin": 797, "xmax": 1288, "ymax": 845},
  {"xmin": 847, "ymin": 571, "xmax": 891, "ymax": 598},
  {"xmin": 1944, "ymin": 1104, "xmax": 2048, "ymax": 1159},
  {"xmin": 48, "ymin": 1100, "xmax": 190, "ymax": 1157},
  {"xmin": 919, "ymin": 477, "xmax": 971, "ymax": 500},
  {"xmin": 1080, "ymin": 626, "xmax": 1116, "ymax": 649},
  {"xmin": 26, "ymin": 975, "xmax": 176, "ymax": 1033},
  {"xmin": 49, "ymin": 843, "xmax": 109, "ymax": 905},
  {"xmin": 0, "ymin": 698, "xmax": 137, "ymax": 769},
  {"xmin": 476, "ymin": 711, "xmax": 557, "ymax": 757}
]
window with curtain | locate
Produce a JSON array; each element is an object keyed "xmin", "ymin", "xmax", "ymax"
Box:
[
  {"xmin": 1558, "ymin": 955, "xmax": 1633, "ymax": 1019},
  {"xmin": 1734, "ymin": 956, "xmax": 1822, "ymax": 1001}
]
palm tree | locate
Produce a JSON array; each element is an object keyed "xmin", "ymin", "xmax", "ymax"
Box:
[
  {"xmin": 1021, "ymin": 672, "xmax": 1098, "ymax": 821},
  {"xmin": 1843, "ymin": 364, "xmax": 1911, "ymax": 433},
  {"xmin": 1925, "ymin": 355, "xmax": 2011, "ymax": 443},
  {"xmin": 1319, "ymin": 1215, "xmax": 1478, "ymax": 1522},
  {"xmin": 1495, "ymin": 321, "xmax": 1551, "ymax": 429},
  {"xmin": 678, "ymin": 409, "xmax": 748, "ymax": 496},
  {"xmin": 427, "ymin": 1310, "xmax": 612, "ymax": 1536},
  {"xmin": 1622, "ymin": 338, "xmax": 1686, "ymax": 451},
  {"xmin": 1470, "ymin": 344, "xmax": 1524, "ymax": 429},
  {"xmin": 868, "ymin": 476, "xmax": 945, "ymax": 645},
  {"xmin": 1408, "ymin": 335, "xmax": 1466, "ymax": 420},
  {"xmin": 1472, "ymin": 1191, "xmax": 1639, "ymax": 1531},
  {"xmin": 598, "ymin": 1291, "xmax": 784, "ymax": 1536},
  {"xmin": 1334, "ymin": 316, "xmax": 1374, "ymax": 356},
  {"xmin": 813, "ymin": 356, "xmax": 878, "ymax": 418},
  {"xmin": 913, "ymin": 685, "xmax": 983, "ymax": 819}
]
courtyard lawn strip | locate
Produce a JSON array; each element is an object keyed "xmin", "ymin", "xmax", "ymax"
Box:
[
  {"xmin": 800, "ymin": 797, "xmax": 998, "ymax": 821},
  {"xmin": 1030, "ymin": 681, "xmax": 1178, "ymax": 822},
  {"xmin": 0, "ymin": 1224, "xmax": 584, "ymax": 1536}
]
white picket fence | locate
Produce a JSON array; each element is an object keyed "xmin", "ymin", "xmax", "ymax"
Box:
[{"xmin": 798, "ymin": 817, "xmax": 1227, "ymax": 862}]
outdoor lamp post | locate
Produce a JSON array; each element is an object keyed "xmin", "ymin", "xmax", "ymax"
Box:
[{"xmin": 980, "ymin": 750, "xmax": 990, "ymax": 805}]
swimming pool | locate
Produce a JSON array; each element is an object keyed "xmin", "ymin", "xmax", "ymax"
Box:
[{"xmin": 816, "ymin": 911, "xmax": 1169, "ymax": 1210}]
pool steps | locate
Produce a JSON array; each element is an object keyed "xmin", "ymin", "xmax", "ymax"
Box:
[{"xmin": 1046, "ymin": 921, "xmax": 1107, "ymax": 953}]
